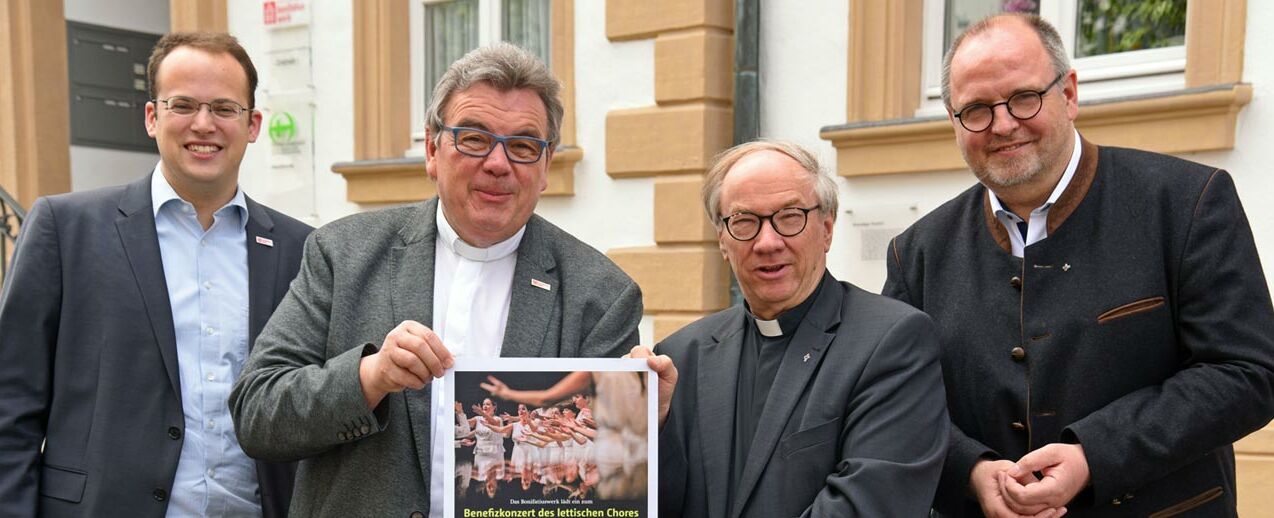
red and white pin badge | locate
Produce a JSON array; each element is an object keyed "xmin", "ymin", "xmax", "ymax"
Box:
[
  {"xmin": 530, "ymin": 278, "xmax": 551, "ymax": 291},
  {"xmin": 255, "ymin": 236, "xmax": 274, "ymax": 247}
]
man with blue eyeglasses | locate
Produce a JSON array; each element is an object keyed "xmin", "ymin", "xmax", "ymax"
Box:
[
  {"xmin": 0, "ymin": 33, "xmax": 310, "ymax": 517},
  {"xmin": 230, "ymin": 42, "xmax": 643, "ymax": 517}
]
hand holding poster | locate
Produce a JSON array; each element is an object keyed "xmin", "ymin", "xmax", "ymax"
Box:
[{"xmin": 443, "ymin": 358, "xmax": 657, "ymax": 518}]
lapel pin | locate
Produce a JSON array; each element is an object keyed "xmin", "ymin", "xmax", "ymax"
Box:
[
  {"xmin": 530, "ymin": 278, "xmax": 552, "ymax": 291},
  {"xmin": 1062, "ymin": 263, "xmax": 1071, "ymax": 272},
  {"xmin": 803, "ymin": 352, "xmax": 811, "ymax": 362},
  {"xmin": 255, "ymin": 236, "xmax": 274, "ymax": 247}
]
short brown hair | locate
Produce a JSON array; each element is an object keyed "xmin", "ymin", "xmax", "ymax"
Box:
[{"xmin": 148, "ymin": 32, "xmax": 259, "ymax": 108}]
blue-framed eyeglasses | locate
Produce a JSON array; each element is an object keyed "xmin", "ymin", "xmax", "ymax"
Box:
[{"xmin": 441, "ymin": 125, "xmax": 550, "ymax": 164}]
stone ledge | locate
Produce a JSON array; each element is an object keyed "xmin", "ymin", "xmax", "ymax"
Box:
[
  {"xmin": 606, "ymin": 0, "xmax": 732, "ymax": 41},
  {"xmin": 607, "ymin": 244, "xmax": 730, "ymax": 312},
  {"xmin": 606, "ymin": 103, "xmax": 732, "ymax": 178},
  {"xmin": 819, "ymin": 83, "xmax": 1253, "ymax": 177}
]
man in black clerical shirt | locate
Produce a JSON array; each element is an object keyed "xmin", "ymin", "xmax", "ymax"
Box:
[{"xmin": 637, "ymin": 139, "xmax": 949, "ymax": 518}]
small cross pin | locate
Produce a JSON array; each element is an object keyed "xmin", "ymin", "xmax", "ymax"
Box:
[
  {"xmin": 1062, "ymin": 263, "xmax": 1071, "ymax": 272},
  {"xmin": 803, "ymin": 352, "xmax": 811, "ymax": 362}
]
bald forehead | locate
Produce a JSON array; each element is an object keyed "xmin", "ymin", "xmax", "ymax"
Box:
[
  {"xmin": 951, "ymin": 18, "xmax": 1046, "ymax": 71},
  {"xmin": 724, "ymin": 150, "xmax": 813, "ymax": 185},
  {"xmin": 947, "ymin": 18, "xmax": 1054, "ymax": 107}
]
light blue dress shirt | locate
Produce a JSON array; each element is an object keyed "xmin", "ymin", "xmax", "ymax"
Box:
[{"xmin": 150, "ymin": 169, "xmax": 262, "ymax": 517}]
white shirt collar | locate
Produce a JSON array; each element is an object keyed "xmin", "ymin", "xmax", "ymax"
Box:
[
  {"xmin": 987, "ymin": 128, "xmax": 1082, "ymax": 221},
  {"xmin": 754, "ymin": 318, "xmax": 782, "ymax": 338},
  {"xmin": 434, "ymin": 201, "xmax": 525, "ymax": 262},
  {"xmin": 150, "ymin": 162, "xmax": 248, "ymax": 228}
]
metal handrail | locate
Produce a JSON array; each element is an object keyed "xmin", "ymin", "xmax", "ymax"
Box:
[
  {"xmin": 0, "ymin": 186, "xmax": 25, "ymax": 221},
  {"xmin": 1, "ymin": 186, "xmax": 26, "ymax": 289}
]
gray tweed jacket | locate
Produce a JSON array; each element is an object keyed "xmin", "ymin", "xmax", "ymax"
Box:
[{"xmin": 229, "ymin": 197, "xmax": 642, "ymax": 517}]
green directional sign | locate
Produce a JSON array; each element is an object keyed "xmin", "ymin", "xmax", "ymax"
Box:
[{"xmin": 268, "ymin": 111, "xmax": 297, "ymax": 144}]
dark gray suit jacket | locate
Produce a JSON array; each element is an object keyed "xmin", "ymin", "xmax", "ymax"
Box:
[
  {"xmin": 886, "ymin": 141, "xmax": 1274, "ymax": 516},
  {"xmin": 657, "ymin": 272, "xmax": 948, "ymax": 518},
  {"xmin": 229, "ymin": 196, "xmax": 643, "ymax": 517},
  {"xmin": 0, "ymin": 173, "xmax": 311, "ymax": 518}
]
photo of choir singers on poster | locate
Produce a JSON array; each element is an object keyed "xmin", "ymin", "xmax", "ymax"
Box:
[{"xmin": 444, "ymin": 358, "xmax": 657, "ymax": 518}]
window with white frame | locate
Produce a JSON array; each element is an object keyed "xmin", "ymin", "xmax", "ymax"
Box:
[
  {"xmin": 917, "ymin": 0, "xmax": 1188, "ymax": 116},
  {"xmin": 408, "ymin": 0, "xmax": 552, "ymax": 152}
]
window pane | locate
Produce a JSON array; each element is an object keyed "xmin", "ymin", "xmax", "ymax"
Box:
[
  {"xmin": 425, "ymin": 0, "xmax": 479, "ymax": 105},
  {"xmin": 944, "ymin": 0, "xmax": 1040, "ymax": 53},
  {"xmin": 1076, "ymin": 0, "xmax": 1186, "ymax": 58},
  {"xmin": 502, "ymin": 0, "xmax": 551, "ymax": 68}
]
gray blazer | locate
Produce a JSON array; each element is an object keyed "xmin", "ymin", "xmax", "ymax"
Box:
[
  {"xmin": 657, "ymin": 273, "xmax": 949, "ymax": 518},
  {"xmin": 0, "ymin": 174, "xmax": 311, "ymax": 518},
  {"xmin": 229, "ymin": 197, "xmax": 643, "ymax": 517}
]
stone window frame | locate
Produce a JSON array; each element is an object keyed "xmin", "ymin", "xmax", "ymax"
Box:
[
  {"xmin": 334, "ymin": 0, "xmax": 580, "ymax": 203},
  {"xmin": 820, "ymin": 0, "xmax": 1250, "ymax": 177}
]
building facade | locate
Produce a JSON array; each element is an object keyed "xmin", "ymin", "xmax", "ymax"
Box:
[{"xmin": 3, "ymin": 0, "xmax": 1272, "ymax": 511}]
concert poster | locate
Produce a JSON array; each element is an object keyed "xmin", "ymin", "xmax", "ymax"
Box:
[{"xmin": 443, "ymin": 357, "xmax": 657, "ymax": 518}]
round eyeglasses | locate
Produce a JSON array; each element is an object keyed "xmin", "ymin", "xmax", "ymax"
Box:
[
  {"xmin": 442, "ymin": 126, "xmax": 551, "ymax": 164},
  {"xmin": 154, "ymin": 96, "xmax": 250, "ymax": 120},
  {"xmin": 952, "ymin": 72, "xmax": 1065, "ymax": 133},
  {"xmin": 721, "ymin": 206, "xmax": 821, "ymax": 241}
]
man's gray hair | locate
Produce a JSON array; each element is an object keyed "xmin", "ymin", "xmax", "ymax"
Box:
[
  {"xmin": 940, "ymin": 13, "xmax": 1071, "ymax": 109},
  {"xmin": 701, "ymin": 140, "xmax": 839, "ymax": 227},
  {"xmin": 426, "ymin": 42, "xmax": 564, "ymax": 148}
]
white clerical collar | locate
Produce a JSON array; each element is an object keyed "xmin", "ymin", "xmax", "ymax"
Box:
[
  {"xmin": 754, "ymin": 318, "xmax": 783, "ymax": 337},
  {"xmin": 435, "ymin": 202, "xmax": 524, "ymax": 262},
  {"xmin": 745, "ymin": 272, "xmax": 829, "ymax": 339}
]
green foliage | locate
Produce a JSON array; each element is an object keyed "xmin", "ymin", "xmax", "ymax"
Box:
[{"xmin": 1077, "ymin": 0, "xmax": 1187, "ymax": 57}]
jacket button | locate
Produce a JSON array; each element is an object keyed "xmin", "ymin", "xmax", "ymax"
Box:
[
  {"xmin": 1010, "ymin": 276, "xmax": 1023, "ymax": 289},
  {"xmin": 1010, "ymin": 421, "xmax": 1026, "ymax": 431},
  {"xmin": 153, "ymin": 488, "xmax": 168, "ymax": 501},
  {"xmin": 1011, "ymin": 347, "xmax": 1026, "ymax": 361},
  {"xmin": 338, "ymin": 432, "xmax": 348, "ymax": 441},
  {"xmin": 168, "ymin": 427, "xmax": 181, "ymax": 440},
  {"xmin": 411, "ymin": 512, "xmax": 425, "ymax": 518}
]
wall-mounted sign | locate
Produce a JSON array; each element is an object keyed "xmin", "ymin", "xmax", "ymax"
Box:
[
  {"xmin": 268, "ymin": 111, "xmax": 298, "ymax": 146},
  {"xmin": 261, "ymin": 93, "xmax": 313, "ymax": 196},
  {"xmin": 263, "ymin": 0, "xmax": 309, "ymax": 29}
]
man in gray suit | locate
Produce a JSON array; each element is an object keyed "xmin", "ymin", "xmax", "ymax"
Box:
[
  {"xmin": 0, "ymin": 33, "xmax": 310, "ymax": 517},
  {"xmin": 229, "ymin": 43, "xmax": 642, "ymax": 517},
  {"xmin": 644, "ymin": 140, "xmax": 948, "ymax": 517}
]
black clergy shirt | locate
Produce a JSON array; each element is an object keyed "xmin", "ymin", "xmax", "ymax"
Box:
[{"xmin": 727, "ymin": 276, "xmax": 825, "ymax": 511}]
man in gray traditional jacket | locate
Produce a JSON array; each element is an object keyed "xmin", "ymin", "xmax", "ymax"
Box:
[
  {"xmin": 230, "ymin": 43, "xmax": 642, "ymax": 517},
  {"xmin": 885, "ymin": 14, "xmax": 1274, "ymax": 518}
]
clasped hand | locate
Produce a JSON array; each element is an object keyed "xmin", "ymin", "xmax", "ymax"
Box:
[{"xmin": 971, "ymin": 443, "xmax": 1089, "ymax": 518}]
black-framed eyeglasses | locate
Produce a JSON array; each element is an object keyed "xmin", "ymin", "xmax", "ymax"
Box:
[
  {"xmin": 951, "ymin": 72, "xmax": 1065, "ymax": 133},
  {"xmin": 153, "ymin": 96, "xmax": 251, "ymax": 120},
  {"xmin": 441, "ymin": 125, "xmax": 551, "ymax": 164},
  {"xmin": 720, "ymin": 206, "xmax": 821, "ymax": 241}
]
